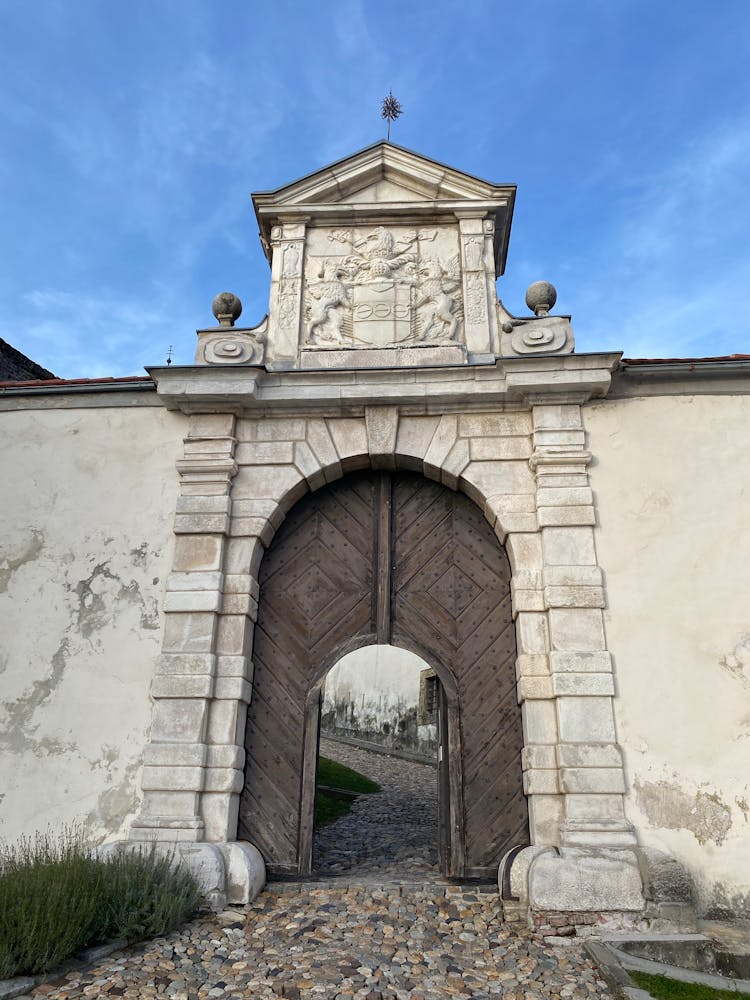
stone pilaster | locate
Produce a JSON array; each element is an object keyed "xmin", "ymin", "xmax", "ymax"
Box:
[
  {"xmin": 131, "ymin": 415, "xmax": 238, "ymax": 842},
  {"xmin": 530, "ymin": 402, "xmax": 635, "ymax": 849},
  {"xmin": 457, "ymin": 215, "xmax": 499, "ymax": 357},
  {"xmin": 267, "ymin": 222, "xmax": 307, "ymax": 365}
]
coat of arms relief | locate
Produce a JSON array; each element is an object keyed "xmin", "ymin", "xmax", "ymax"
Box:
[{"xmin": 302, "ymin": 226, "xmax": 463, "ymax": 349}]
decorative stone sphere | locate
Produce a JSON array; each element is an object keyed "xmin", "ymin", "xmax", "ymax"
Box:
[
  {"xmin": 525, "ymin": 280, "xmax": 557, "ymax": 316},
  {"xmin": 212, "ymin": 292, "xmax": 243, "ymax": 326}
]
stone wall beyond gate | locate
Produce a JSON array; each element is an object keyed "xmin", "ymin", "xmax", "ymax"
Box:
[{"xmin": 587, "ymin": 392, "xmax": 750, "ymax": 921}]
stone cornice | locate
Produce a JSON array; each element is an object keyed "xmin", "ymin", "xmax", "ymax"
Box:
[{"xmin": 147, "ymin": 353, "xmax": 621, "ymax": 416}]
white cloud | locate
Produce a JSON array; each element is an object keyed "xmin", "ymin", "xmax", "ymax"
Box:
[
  {"xmin": 18, "ymin": 288, "xmax": 195, "ymax": 379},
  {"xmin": 567, "ymin": 116, "xmax": 750, "ymax": 357}
]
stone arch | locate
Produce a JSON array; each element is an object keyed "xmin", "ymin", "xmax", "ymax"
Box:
[
  {"xmin": 229, "ymin": 428, "xmax": 531, "ymax": 594},
  {"xmin": 238, "ymin": 467, "xmax": 528, "ymax": 877}
]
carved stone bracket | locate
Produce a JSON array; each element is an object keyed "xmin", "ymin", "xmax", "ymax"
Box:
[
  {"xmin": 195, "ymin": 319, "xmax": 267, "ymax": 367},
  {"xmin": 498, "ymin": 302, "xmax": 575, "ymax": 357}
]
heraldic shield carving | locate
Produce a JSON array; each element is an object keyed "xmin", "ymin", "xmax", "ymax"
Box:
[{"xmin": 303, "ymin": 225, "xmax": 463, "ymax": 349}]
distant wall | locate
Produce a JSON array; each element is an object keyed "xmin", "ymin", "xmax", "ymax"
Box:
[
  {"xmin": 0, "ymin": 399, "xmax": 186, "ymax": 845},
  {"xmin": 321, "ymin": 645, "xmax": 437, "ymax": 757},
  {"xmin": 587, "ymin": 393, "xmax": 750, "ymax": 918}
]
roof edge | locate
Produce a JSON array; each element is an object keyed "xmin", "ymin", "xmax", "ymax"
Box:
[{"xmin": 0, "ymin": 375, "xmax": 155, "ymax": 396}]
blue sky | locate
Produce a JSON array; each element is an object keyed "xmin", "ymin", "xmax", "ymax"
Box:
[{"xmin": 1, "ymin": 1, "xmax": 748, "ymax": 377}]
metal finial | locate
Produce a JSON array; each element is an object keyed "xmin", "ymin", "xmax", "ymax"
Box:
[
  {"xmin": 380, "ymin": 90, "xmax": 403, "ymax": 141},
  {"xmin": 166, "ymin": 345, "xmax": 173, "ymax": 366}
]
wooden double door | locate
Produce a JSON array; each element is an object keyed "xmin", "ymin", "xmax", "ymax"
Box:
[{"xmin": 238, "ymin": 471, "xmax": 528, "ymax": 877}]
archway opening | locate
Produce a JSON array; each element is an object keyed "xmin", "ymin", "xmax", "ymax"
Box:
[{"xmin": 313, "ymin": 644, "xmax": 442, "ymax": 878}]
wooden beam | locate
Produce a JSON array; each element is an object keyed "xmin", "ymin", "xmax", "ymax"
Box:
[{"xmin": 376, "ymin": 473, "xmax": 392, "ymax": 644}]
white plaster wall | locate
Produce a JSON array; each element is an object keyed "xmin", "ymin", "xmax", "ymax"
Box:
[
  {"xmin": 0, "ymin": 402, "xmax": 186, "ymax": 846},
  {"xmin": 322, "ymin": 645, "xmax": 436, "ymax": 752},
  {"xmin": 586, "ymin": 393, "xmax": 750, "ymax": 918}
]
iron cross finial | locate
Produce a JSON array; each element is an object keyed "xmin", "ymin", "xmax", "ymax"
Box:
[
  {"xmin": 380, "ymin": 90, "xmax": 403, "ymax": 142},
  {"xmin": 166, "ymin": 345, "xmax": 173, "ymax": 366}
]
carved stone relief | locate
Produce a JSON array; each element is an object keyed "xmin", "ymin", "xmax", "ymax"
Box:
[
  {"xmin": 265, "ymin": 226, "xmax": 307, "ymax": 362},
  {"xmin": 464, "ymin": 271, "xmax": 488, "ymax": 325},
  {"xmin": 302, "ymin": 226, "xmax": 464, "ymax": 350}
]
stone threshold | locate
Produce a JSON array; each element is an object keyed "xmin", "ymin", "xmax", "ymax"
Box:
[{"xmin": 265, "ymin": 876, "xmax": 497, "ymax": 894}]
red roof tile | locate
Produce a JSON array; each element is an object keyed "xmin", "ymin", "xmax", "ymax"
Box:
[
  {"xmin": 622, "ymin": 354, "xmax": 750, "ymax": 365},
  {"xmin": 0, "ymin": 375, "xmax": 153, "ymax": 389}
]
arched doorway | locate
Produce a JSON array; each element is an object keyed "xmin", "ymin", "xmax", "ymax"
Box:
[
  {"xmin": 238, "ymin": 471, "xmax": 528, "ymax": 877},
  {"xmin": 316, "ymin": 643, "xmax": 440, "ymax": 876}
]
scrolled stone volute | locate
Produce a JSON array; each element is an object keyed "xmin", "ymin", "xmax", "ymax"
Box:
[
  {"xmin": 212, "ymin": 292, "xmax": 243, "ymax": 328},
  {"xmin": 525, "ymin": 280, "xmax": 557, "ymax": 317}
]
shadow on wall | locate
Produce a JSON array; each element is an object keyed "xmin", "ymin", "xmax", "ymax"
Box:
[{"xmin": 321, "ymin": 645, "xmax": 437, "ymax": 757}]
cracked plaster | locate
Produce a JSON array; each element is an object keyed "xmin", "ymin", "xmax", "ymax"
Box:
[{"xmin": 0, "ymin": 405, "xmax": 185, "ymax": 843}]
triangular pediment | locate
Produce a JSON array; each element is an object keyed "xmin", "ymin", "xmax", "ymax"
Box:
[
  {"xmin": 252, "ymin": 141, "xmax": 516, "ymax": 275},
  {"xmin": 253, "ymin": 141, "xmax": 514, "ymax": 208}
]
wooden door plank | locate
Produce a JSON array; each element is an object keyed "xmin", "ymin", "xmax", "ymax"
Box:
[{"xmin": 240, "ymin": 472, "xmax": 378, "ymax": 872}]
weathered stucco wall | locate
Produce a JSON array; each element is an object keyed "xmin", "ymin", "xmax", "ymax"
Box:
[
  {"xmin": 321, "ymin": 645, "xmax": 437, "ymax": 756},
  {"xmin": 0, "ymin": 401, "xmax": 186, "ymax": 846},
  {"xmin": 587, "ymin": 393, "xmax": 750, "ymax": 918}
]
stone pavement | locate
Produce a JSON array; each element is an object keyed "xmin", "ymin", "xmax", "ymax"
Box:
[
  {"xmin": 18, "ymin": 744, "xmax": 613, "ymax": 998},
  {"xmin": 23, "ymin": 883, "xmax": 612, "ymax": 999}
]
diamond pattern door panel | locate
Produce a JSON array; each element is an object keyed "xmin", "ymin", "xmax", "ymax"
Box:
[
  {"xmin": 238, "ymin": 474, "xmax": 377, "ymax": 870},
  {"xmin": 391, "ymin": 475, "xmax": 528, "ymax": 876}
]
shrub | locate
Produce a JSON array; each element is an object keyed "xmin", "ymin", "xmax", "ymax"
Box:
[{"xmin": 0, "ymin": 827, "xmax": 201, "ymax": 979}]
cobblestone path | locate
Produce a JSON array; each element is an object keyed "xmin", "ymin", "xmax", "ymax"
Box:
[
  {"xmin": 25, "ymin": 884, "xmax": 612, "ymax": 999},
  {"xmin": 314, "ymin": 739, "xmax": 439, "ymax": 878},
  {"xmin": 19, "ymin": 743, "xmax": 613, "ymax": 998}
]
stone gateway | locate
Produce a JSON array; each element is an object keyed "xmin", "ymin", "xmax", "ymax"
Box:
[{"xmin": 1, "ymin": 142, "xmax": 748, "ymax": 928}]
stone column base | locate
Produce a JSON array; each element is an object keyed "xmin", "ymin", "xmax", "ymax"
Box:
[
  {"xmin": 499, "ymin": 846, "xmax": 696, "ymax": 935},
  {"xmin": 99, "ymin": 840, "xmax": 265, "ymax": 910}
]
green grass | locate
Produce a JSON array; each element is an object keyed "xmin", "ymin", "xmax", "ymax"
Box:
[
  {"xmin": 629, "ymin": 971, "xmax": 740, "ymax": 1000},
  {"xmin": 314, "ymin": 793, "xmax": 352, "ymax": 828},
  {"xmin": 0, "ymin": 828, "xmax": 201, "ymax": 979},
  {"xmin": 317, "ymin": 756, "xmax": 380, "ymax": 794},
  {"xmin": 314, "ymin": 756, "xmax": 380, "ymax": 828}
]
